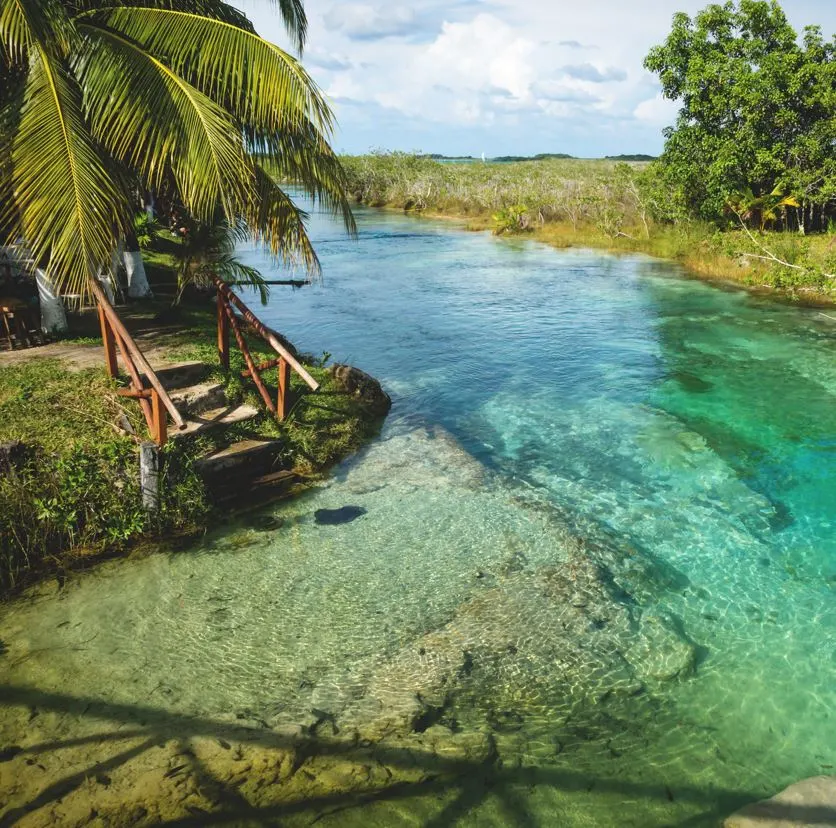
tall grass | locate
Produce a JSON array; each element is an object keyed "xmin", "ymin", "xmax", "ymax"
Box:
[{"xmin": 341, "ymin": 152, "xmax": 836, "ymax": 299}]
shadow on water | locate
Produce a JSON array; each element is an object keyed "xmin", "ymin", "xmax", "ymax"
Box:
[{"xmin": 1, "ymin": 686, "xmax": 831, "ymax": 827}]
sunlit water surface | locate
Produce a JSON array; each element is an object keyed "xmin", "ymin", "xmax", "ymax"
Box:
[{"xmin": 1, "ymin": 205, "xmax": 835, "ymax": 825}]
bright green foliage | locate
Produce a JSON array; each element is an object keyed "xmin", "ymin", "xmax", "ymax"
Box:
[
  {"xmin": 132, "ymin": 211, "xmax": 161, "ymax": 249},
  {"xmin": 492, "ymin": 205, "xmax": 531, "ymax": 235},
  {"xmin": 169, "ymin": 214, "xmax": 268, "ymax": 305},
  {"xmin": 0, "ymin": 360, "xmax": 202, "ymax": 591},
  {"xmin": 645, "ymin": 1, "xmax": 836, "ymax": 228},
  {"xmin": 0, "ymin": 0, "xmax": 353, "ymax": 299}
]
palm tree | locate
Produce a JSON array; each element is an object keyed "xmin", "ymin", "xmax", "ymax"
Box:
[
  {"xmin": 0, "ymin": 0, "xmax": 353, "ymax": 302},
  {"xmin": 170, "ymin": 212, "xmax": 269, "ymax": 306}
]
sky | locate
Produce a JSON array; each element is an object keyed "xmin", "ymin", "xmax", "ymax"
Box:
[{"xmin": 238, "ymin": 0, "xmax": 836, "ymax": 158}]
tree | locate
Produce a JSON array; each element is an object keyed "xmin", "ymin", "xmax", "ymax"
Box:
[
  {"xmin": 170, "ymin": 213, "xmax": 268, "ymax": 306},
  {"xmin": 0, "ymin": 0, "xmax": 353, "ymax": 300},
  {"xmin": 644, "ymin": 1, "xmax": 836, "ymax": 228}
]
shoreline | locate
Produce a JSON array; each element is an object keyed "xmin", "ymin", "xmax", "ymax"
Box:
[{"xmin": 0, "ymin": 305, "xmax": 391, "ymax": 598}]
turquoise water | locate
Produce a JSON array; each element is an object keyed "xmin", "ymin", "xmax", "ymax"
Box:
[{"xmin": 1, "ymin": 206, "xmax": 835, "ymax": 826}]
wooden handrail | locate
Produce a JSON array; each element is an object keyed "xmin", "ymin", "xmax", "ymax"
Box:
[
  {"xmin": 91, "ymin": 281, "xmax": 185, "ymax": 430},
  {"xmin": 213, "ymin": 277, "xmax": 319, "ymax": 392},
  {"xmin": 221, "ymin": 298, "xmax": 277, "ymax": 415}
]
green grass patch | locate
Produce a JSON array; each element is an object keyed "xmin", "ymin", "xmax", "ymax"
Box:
[{"xmin": 0, "ymin": 307, "xmax": 389, "ymax": 595}]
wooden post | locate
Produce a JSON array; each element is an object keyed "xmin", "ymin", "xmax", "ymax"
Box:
[
  {"xmin": 139, "ymin": 442, "xmax": 161, "ymax": 514},
  {"xmin": 151, "ymin": 389, "xmax": 167, "ymax": 447},
  {"xmin": 277, "ymin": 357, "xmax": 290, "ymax": 420},
  {"xmin": 98, "ymin": 306, "xmax": 118, "ymax": 378},
  {"xmin": 217, "ymin": 291, "xmax": 229, "ymax": 372}
]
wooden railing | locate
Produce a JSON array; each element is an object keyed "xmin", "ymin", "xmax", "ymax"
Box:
[
  {"xmin": 214, "ymin": 277, "xmax": 319, "ymax": 420},
  {"xmin": 93, "ymin": 281, "xmax": 184, "ymax": 446}
]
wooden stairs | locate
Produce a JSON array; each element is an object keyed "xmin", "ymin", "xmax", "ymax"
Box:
[
  {"xmin": 147, "ymin": 359, "xmax": 295, "ymax": 504},
  {"xmin": 94, "ymin": 278, "xmax": 318, "ymax": 506}
]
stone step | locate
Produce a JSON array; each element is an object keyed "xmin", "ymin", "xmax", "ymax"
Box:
[
  {"xmin": 175, "ymin": 403, "xmax": 260, "ymax": 438},
  {"xmin": 169, "ymin": 381, "xmax": 227, "ymax": 416},
  {"xmin": 145, "ymin": 361, "xmax": 213, "ymax": 391},
  {"xmin": 195, "ymin": 438, "xmax": 281, "ymax": 476},
  {"xmin": 195, "ymin": 438, "xmax": 294, "ymax": 504}
]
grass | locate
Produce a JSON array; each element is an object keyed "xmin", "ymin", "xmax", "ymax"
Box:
[
  {"xmin": 341, "ymin": 153, "xmax": 836, "ymax": 302},
  {"xmin": 0, "ymin": 292, "xmax": 388, "ymax": 596}
]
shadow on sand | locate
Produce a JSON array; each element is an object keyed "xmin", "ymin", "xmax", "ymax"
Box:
[{"xmin": 0, "ymin": 685, "xmax": 828, "ymax": 827}]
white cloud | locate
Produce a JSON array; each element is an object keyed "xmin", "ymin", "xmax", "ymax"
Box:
[
  {"xmin": 562, "ymin": 63, "xmax": 627, "ymax": 83},
  {"xmin": 236, "ymin": 0, "xmax": 836, "ymax": 155},
  {"xmin": 323, "ymin": 4, "xmax": 415, "ymax": 40},
  {"xmin": 633, "ymin": 93, "xmax": 678, "ymax": 124}
]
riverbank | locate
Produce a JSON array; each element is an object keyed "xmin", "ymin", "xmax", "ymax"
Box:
[
  {"xmin": 436, "ymin": 210, "xmax": 836, "ymax": 306},
  {"xmin": 0, "ymin": 300, "xmax": 390, "ymax": 596},
  {"xmin": 341, "ymin": 154, "xmax": 836, "ymax": 305}
]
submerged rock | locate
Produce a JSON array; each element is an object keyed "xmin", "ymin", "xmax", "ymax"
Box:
[
  {"xmin": 335, "ymin": 542, "xmax": 698, "ymax": 741},
  {"xmin": 724, "ymin": 775, "xmax": 836, "ymax": 827},
  {"xmin": 314, "ymin": 505, "xmax": 367, "ymax": 525},
  {"xmin": 329, "ymin": 364, "xmax": 392, "ymax": 418}
]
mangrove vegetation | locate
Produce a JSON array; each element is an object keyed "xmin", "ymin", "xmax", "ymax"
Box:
[{"xmin": 342, "ymin": 1, "xmax": 836, "ymax": 299}]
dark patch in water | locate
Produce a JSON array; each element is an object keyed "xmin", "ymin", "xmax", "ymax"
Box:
[
  {"xmin": 673, "ymin": 371, "xmax": 714, "ymax": 393},
  {"xmin": 766, "ymin": 500, "xmax": 795, "ymax": 532},
  {"xmin": 487, "ymin": 709, "xmax": 524, "ymax": 733},
  {"xmin": 0, "ymin": 746, "xmax": 22, "ymax": 762},
  {"xmin": 314, "ymin": 506, "xmax": 367, "ymax": 525},
  {"xmin": 253, "ymin": 514, "xmax": 284, "ymax": 532}
]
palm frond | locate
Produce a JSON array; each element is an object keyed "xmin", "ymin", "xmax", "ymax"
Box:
[
  {"xmin": 87, "ymin": 8, "xmax": 328, "ymax": 133},
  {"xmin": 248, "ymin": 163, "xmax": 319, "ymax": 276},
  {"xmin": 5, "ymin": 30, "xmax": 129, "ymax": 296},
  {"xmin": 271, "ymin": 0, "xmax": 307, "ymax": 54},
  {"xmin": 255, "ymin": 123, "xmax": 357, "ymax": 236},
  {"xmin": 77, "ymin": 22, "xmax": 255, "ymax": 225}
]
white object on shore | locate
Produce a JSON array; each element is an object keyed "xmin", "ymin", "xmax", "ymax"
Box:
[
  {"xmin": 35, "ymin": 269, "xmax": 68, "ymax": 334},
  {"xmin": 124, "ymin": 250, "xmax": 153, "ymax": 299}
]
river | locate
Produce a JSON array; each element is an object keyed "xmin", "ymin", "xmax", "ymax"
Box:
[{"xmin": 1, "ymin": 203, "xmax": 834, "ymax": 826}]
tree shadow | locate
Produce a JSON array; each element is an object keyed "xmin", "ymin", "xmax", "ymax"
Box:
[{"xmin": 0, "ymin": 684, "xmax": 830, "ymax": 827}]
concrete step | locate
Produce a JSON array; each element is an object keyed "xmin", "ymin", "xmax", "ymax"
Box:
[
  {"xmin": 170, "ymin": 381, "xmax": 227, "ymax": 416},
  {"xmin": 175, "ymin": 403, "xmax": 260, "ymax": 437},
  {"xmin": 195, "ymin": 438, "xmax": 281, "ymax": 476},
  {"xmin": 146, "ymin": 361, "xmax": 213, "ymax": 391}
]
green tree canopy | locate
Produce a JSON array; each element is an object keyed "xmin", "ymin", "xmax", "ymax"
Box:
[
  {"xmin": 0, "ymin": 0, "xmax": 353, "ymax": 298},
  {"xmin": 645, "ymin": 0, "xmax": 836, "ymax": 230}
]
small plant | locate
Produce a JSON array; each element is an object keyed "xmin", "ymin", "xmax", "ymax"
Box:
[
  {"xmin": 492, "ymin": 205, "xmax": 531, "ymax": 235},
  {"xmin": 132, "ymin": 211, "xmax": 162, "ymax": 249}
]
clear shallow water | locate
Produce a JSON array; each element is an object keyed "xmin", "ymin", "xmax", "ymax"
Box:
[{"xmin": 1, "ymin": 206, "xmax": 835, "ymax": 826}]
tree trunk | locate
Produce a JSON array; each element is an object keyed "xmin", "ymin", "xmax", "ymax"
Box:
[
  {"xmin": 124, "ymin": 250, "xmax": 153, "ymax": 299},
  {"xmin": 35, "ymin": 269, "xmax": 68, "ymax": 334}
]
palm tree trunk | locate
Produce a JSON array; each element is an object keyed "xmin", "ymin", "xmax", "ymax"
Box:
[
  {"xmin": 35, "ymin": 269, "xmax": 68, "ymax": 334},
  {"xmin": 124, "ymin": 250, "xmax": 153, "ymax": 299}
]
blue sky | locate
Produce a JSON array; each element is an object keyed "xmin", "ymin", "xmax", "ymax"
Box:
[{"xmin": 239, "ymin": 0, "xmax": 836, "ymax": 158}]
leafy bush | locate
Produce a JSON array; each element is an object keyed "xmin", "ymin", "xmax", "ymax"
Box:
[
  {"xmin": 0, "ymin": 361, "xmax": 208, "ymax": 593},
  {"xmin": 492, "ymin": 205, "xmax": 531, "ymax": 235}
]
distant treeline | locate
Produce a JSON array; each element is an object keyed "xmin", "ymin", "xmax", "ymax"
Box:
[{"xmin": 425, "ymin": 153, "xmax": 656, "ymax": 163}]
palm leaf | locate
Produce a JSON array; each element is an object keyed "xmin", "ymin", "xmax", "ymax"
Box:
[
  {"xmin": 85, "ymin": 8, "xmax": 328, "ymax": 133},
  {"xmin": 248, "ymin": 163, "xmax": 319, "ymax": 275},
  {"xmin": 4, "ymin": 12, "xmax": 129, "ymax": 297},
  {"xmin": 77, "ymin": 22, "xmax": 255, "ymax": 225}
]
